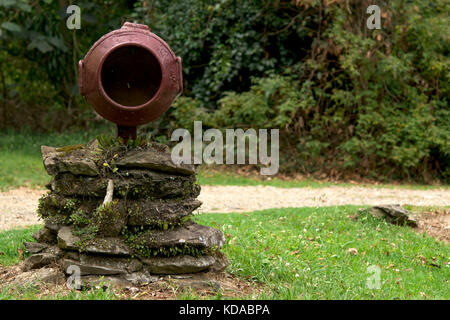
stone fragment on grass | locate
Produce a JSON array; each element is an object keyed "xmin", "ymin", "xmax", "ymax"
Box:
[{"xmin": 369, "ymin": 204, "xmax": 418, "ymax": 227}]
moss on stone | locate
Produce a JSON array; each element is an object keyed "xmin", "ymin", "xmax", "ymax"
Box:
[{"xmin": 55, "ymin": 144, "xmax": 85, "ymax": 156}]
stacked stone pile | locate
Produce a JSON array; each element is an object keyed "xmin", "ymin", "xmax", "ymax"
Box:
[{"xmin": 22, "ymin": 139, "xmax": 228, "ymax": 286}]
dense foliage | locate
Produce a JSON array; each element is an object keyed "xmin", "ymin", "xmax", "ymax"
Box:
[{"xmin": 0, "ymin": 0, "xmax": 448, "ymax": 182}]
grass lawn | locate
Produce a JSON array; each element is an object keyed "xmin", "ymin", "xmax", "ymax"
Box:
[
  {"xmin": 1, "ymin": 206, "xmax": 448, "ymax": 300},
  {"xmin": 1, "ymin": 130, "xmax": 448, "ymax": 191},
  {"xmin": 197, "ymin": 169, "xmax": 450, "ymax": 190}
]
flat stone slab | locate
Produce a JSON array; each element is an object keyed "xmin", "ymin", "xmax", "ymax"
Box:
[
  {"xmin": 23, "ymin": 242, "xmax": 49, "ymax": 254},
  {"xmin": 136, "ymin": 221, "xmax": 226, "ymax": 249},
  {"xmin": 80, "ymin": 272, "xmax": 159, "ymax": 290},
  {"xmin": 127, "ymin": 198, "xmax": 202, "ymax": 226},
  {"xmin": 62, "ymin": 255, "xmax": 142, "ymax": 276},
  {"xmin": 57, "ymin": 226, "xmax": 131, "ymax": 256},
  {"xmin": 49, "ymin": 170, "xmax": 200, "ymax": 199},
  {"xmin": 116, "ymin": 149, "xmax": 196, "ymax": 175},
  {"xmin": 142, "ymin": 255, "xmax": 216, "ymax": 274},
  {"xmin": 12, "ymin": 268, "xmax": 65, "ymax": 286},
  {"xmin": 41, "ymin": 145, "xmax": 99, "ymax": 176},
  {"xmin": 369, "ymin": 204, "xmax": 418, "ymax": 227},
  {"xmin": 22, "ymin": 252, "xmax": 59, "ymax": 271},
  {"xmin": 32, "ymin": 227, "xmax": 57, "ymax": 244}
]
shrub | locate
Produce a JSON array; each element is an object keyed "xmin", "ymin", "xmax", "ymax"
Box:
[{"xmin": 151, "ymin": 0, "xmax": 449, "ymax": 182}]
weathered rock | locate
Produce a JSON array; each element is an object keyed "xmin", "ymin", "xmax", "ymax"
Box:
[
  {"xmin": 57, "ymin": 226, "xmax": 131, "ymax": 256},
  {"xmin": 23, "ymin": 242, "xmax": 49, "ymax": 254},
  {"xmin": 209, "ymin": 251, "xmax": 229, "ymax": 272},
  {"xmin": 32, "ymin": 227, "xmax": 57, "ymax": 244},
  {"xmin": 83, "ymin": 238, "xmax": 132, "ymax": 256},
  {"xmin": 93, "ymin": 202, "xmax": 128, "ymax": 237},
  {"xmin": 62, "ymin": 255, "xmax": 141, "ymax": 276},
  {"xmin": 64, "ymin": 251, "xmax": 80, "ymax": 261},
  {"xmin": 43, "ymin": 245, "xmax": 64, "ymax": 257},
  {"xmin": 142, "ymin": 255, "xmax": 216, "ymax": 274},
  {"xmin": 57, "ymin": 226, "xmax": 79, "ymax": 250},
  {"xmin": 41, "ymin": 145, "xmax": 99, "ymax": 176},
  {"xmin": 50, "ymin": 170, "xmax": 200, "ymax": 199},
  {"xmin": 136, "ymin": 221, "xmax": 226, "ymax": 249},
  {"xmin": 63, "ymin": 258, "xmax": 117, "ymax": 275},
  {"xmin": 38, "ymin": 193, "xmax": 93, "ymax": 218},
  {"xmin": 22, "ymin": 253, "xmax": 58, "ymax": 271},
  {"xmin": 116, "ymin": 149, "xmax": 196, "ymax": 175},
  {"xmin": 12, "ymin": 268, "xmax": 65, "ymax": 286},
  {"xmin": 127, "ymin": 198, "xmax": 201, "ymax": 226},
  {"xmin": 39, "ymin": 195, "xmax": 126, "ymax": 236},
  {"xmin": 369, "ymin": 204, "xmax": 418, "ymax": 227},
  {"xmin": 44, "ymin": 217, "xmax": 66, "ymax": 233}
]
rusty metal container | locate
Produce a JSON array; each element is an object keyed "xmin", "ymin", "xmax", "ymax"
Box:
[{"xmin": 79, "ymin": 22, "xmax": 182, "ymax": 138}]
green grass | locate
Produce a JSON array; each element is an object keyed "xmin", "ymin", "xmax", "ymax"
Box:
[
  {"xmin": 1, "ymin": 206, "xmax": 448, "ymax": 299},
  {"xmin": 194, "ymin": 206, "xmax": 449, "ymax": 300},
  {"xmin": 0, "ymin": 283, "xmax": 117, "ymax": 300},
  {"xmin": 197, "ymin": 169, "xmax": 449, "ymax": 190}
]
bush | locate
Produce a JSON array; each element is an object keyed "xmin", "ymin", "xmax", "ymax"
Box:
[
  {"xmin": 153, "ymin": 0, "xmax": 449, "ymax": 182},
  {"xmin": 1, "ymin": 0, "xmax": 448, "ymax": 182}
]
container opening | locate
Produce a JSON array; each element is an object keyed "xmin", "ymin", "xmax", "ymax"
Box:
[{"xmin": 101, "ymin": 45, "xmax": 162, "ymax": 107}]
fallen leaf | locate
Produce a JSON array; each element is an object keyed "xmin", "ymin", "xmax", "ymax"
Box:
[
  {"xmin": 18, "ymin": 248, "xmax": 23, "ymax": 261},
  {"xmin": 346, "ymin": 248, "xmax": 358, "ymax": 255}
]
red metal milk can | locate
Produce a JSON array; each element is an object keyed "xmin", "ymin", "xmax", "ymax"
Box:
[{"xmin": 79, "ymin": 22, "xmax": 183, "ymax": 139}]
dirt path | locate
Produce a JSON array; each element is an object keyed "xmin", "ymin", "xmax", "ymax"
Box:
[{"xmin": 0, "ymin": 185, "xmax": 449, "ymax": 231}]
